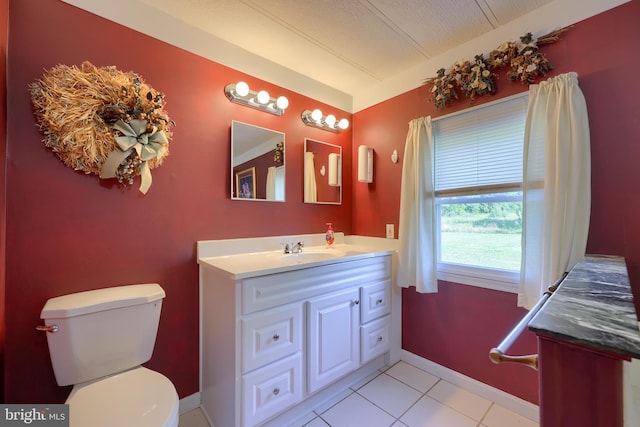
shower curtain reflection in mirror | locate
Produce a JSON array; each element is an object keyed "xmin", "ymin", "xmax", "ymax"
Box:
[
  {"xmin": 304, "ymin": 139, "xmax": 342, "ymax": 204},
  {"xmin": 304, "ymin": 152, "xmax": 317, "ymax": 203}
]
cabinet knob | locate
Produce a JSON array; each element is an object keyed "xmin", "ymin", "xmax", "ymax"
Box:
[
  {"xmin": 273, "ymin": 333, "xmax": 280, "ymax": 342},
  {"xmin": 353, "ymin": 299, "xmax": 360, "ymax": 305},
  {"xmin": 377, "ymin": 336, "xmax": 384, "ymax": 342},
  {"xmin": 376, "ymin": 299, "xmax": 383, "ymax": 305},
  {"xmin": 273, "ymin": 388, "xmax": 280, "ymax": 396}
]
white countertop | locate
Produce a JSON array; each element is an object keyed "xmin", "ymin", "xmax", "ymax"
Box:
[{"xmin": 197, "ymin": 234, "xmax": 397, "ymax": 279}]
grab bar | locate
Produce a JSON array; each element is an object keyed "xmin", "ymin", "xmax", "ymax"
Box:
[{"xmin": 489, "ymin": 273, "xmax": 566, "ymax": 370}]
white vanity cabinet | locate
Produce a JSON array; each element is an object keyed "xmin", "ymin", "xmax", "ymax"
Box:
[{"xmin": 200, "ymin": 253, "xmax": 392, "ymax": 427}]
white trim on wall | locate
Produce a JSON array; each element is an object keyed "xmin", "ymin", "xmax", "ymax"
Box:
[
  {"xmin": 352, "ymin": 0, "xmax": 631, "ymax": 112},
  {"xmin": 401, "ymin": 349, "xmax": 540, "ymax": 423},
  {"xmin": 179, "ymin": 392, "xmax": 201, "ymax": 415},
  {"xmin": 61, "ymin": 0, "xmax": 629, "ymax": 113},
  {"xmin": 59, "ymin": 0, "xmax": 352, "ymax": 111}
]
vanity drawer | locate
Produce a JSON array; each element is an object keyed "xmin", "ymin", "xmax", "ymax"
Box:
[
  {"xmin": 360, "ymin": 280, "xmax": 391, "ymax": 324},
  {"xmin": 242, "ymin": 255, "xmax": 391, "ymax": 314},
  {"xmin": 242, "ymin": 353, "xmax": 302, "ymax": 427},
  {"xmin": 360, "ymin": 315, "xmax": 391, "ymax": 364},
  {"xmin": 242, "ymin": 304, "xmax": 303, "ymax": 372}
]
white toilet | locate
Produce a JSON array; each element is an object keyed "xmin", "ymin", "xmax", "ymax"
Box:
[{"xmin": 39, "ymin": 283, "xmax": 180, "ymax": 427}]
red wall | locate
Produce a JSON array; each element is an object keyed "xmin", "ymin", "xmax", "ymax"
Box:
[
  {"xmin": 352, "ymin": 1, "xmax": 640, "ymax": 405},
  {"xmin": 4, "ymin": 0, "xmax": 352, "ymax": 403},
  {"xmin": 0, "ymin": 0, "xmax": 8, "ymax": 404}
]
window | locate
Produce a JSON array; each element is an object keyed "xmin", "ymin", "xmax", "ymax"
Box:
[{"xmin": 433, "ymin": 94, "xmax": 528, "ymax": 292}]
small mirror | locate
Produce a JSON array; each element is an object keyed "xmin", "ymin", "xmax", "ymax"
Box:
[
  {"xmin": 304, "ymin": 138, "xmax": 342, "ymax": 205},
  {"xmin": 231, "ymin": 121, "xmax": 285, "ymax": 201}
]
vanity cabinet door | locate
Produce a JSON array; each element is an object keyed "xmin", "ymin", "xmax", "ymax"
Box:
[{"xmin": 307, "ymin": 287, "xmax": 360, "ymax": 393}]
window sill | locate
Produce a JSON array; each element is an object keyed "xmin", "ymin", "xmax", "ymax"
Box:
[{"xmin": 437, "ymin": 263, "xmax": 519, "ymax": 294}]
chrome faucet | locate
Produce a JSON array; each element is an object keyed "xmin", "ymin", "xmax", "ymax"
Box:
[{"xmin": 284, "ymin": 241, "xmax": 304, "ymax": 254}]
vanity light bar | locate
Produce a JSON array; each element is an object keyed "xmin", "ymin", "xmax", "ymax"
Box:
[
  {"xmin": 224, "ymin": 81, "xmax": 289, "ymax": 116},
  {"xmin": 301, "ymin": 109, "xmax": 349, "ymax": 133}
]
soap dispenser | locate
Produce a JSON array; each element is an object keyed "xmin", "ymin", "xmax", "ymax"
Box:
[{"xmin": 325, "ymin": 223, "xmax": 335, "ymax": 246}]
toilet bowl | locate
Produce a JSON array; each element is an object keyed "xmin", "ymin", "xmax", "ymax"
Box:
[{"xmin": 39, "ymin": 284, "xmax": 179, "ymax": 427}]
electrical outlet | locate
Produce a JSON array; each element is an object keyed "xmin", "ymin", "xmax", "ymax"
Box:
[{"xmin": 386, "ymin": 224, "xmax": 394, "ymax": 239}]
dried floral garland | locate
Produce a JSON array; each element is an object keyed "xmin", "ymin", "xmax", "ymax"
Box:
[
  {"xmin": 425, "ymin": 28, "xmax": 567, "ymax": 109},
  {"xmin": 29, "ymin": 61, "xmax": 174, "ymax": 194}
]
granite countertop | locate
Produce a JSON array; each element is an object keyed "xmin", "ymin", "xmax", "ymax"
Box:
[{"xmin": 528, "ymin": 255, "xmax": 640, "ymax": 359}]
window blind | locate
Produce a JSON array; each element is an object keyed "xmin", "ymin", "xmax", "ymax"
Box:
[{"xmin": 434, "ymin": 95, "xmax": 527, "ymax": 194}]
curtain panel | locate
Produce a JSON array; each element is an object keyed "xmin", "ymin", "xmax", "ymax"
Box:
[
  {"xmin": 304, "ymin": 152, "xmax": 317, "ymax": 203},
  {"xmin": 398, "ymin": 117, "xmax": 438, "ymax": 293},
  {"xmin": 518, "ymin": 72, "xmax": 591, "ymax": 309}
]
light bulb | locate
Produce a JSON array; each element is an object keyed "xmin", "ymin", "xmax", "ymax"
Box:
[
  {"xmin": 257, "ymin": 90, "xmax": 270, "ymax": 104},
  {"xmin": 311, "ymin": 109, "xmax": 323, "ymax": 121},
  {"xmin": 325, "ymin": 114, "xmax": 336, "ymax": 128},
  {"xmin": 276, "ymin": 96, "xmax": 289, "ymax": 110},
  {"xmin": 338, "ymin": 118, "xmax": 350, "ymax": 130},
  {"xmin": 235, "ymin": 81, "xmax": 249, "ymax": 97}
]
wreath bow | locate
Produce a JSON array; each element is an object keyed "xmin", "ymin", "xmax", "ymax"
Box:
[{"xmin": 100, "ymin": 119, "xmax": 168, "ymax": 194}]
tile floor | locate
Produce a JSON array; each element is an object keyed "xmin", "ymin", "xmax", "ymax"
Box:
[{"xmin": 179, "ymin": 361, "xmax": 538, "ymax": 427}]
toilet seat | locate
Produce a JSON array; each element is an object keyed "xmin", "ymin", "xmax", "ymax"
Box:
[{"xmin": 66, "ymin": 366, "xmax": 179, "ymax": 427}]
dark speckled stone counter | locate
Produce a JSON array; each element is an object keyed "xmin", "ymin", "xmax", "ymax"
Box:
[{"xmin": 528, "ymin": 255, "xmax": 640, "ymax": 359}]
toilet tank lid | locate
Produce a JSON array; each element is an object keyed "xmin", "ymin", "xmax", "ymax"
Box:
[{"xmin": 41, "ymin": 284, "xmax": 166, "ymax": 319}]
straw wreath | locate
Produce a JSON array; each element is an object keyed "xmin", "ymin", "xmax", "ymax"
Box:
[{"xmin": 29, "ymin": 61, "xmax": 174, "ymax": 194}]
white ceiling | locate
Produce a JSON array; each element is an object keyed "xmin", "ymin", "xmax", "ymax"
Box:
[
  {"xmin": 63, "ymin": 0, "xmax": 628, "ymax": 111},
  {"xmin": 135, "ymin": 0, "xmax": 552, "ymax": 96}
]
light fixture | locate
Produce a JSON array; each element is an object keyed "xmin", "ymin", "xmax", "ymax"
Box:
[
  {"xmin": 224, "ymin": 81, "xmax": 288, "ymax": 116},
  {"xmin": 301, "ymin": 109, "xmax": 350, "ymax": 132}
]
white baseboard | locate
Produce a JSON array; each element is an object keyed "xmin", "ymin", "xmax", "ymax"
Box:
[
  {"xmin": 400, "ymin": 350, "xmax": 539, "ymax": 423},
  {"xmin": 179, "ymin": 392, "xmax": 201, "ymax": 415}
]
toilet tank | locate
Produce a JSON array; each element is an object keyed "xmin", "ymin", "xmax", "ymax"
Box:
[{"xmin": 40, "ymin": 283, "xmax": 166, "ymax": 386}]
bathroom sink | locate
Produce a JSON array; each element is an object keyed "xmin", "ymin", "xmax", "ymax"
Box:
[{"xmin": 271, "ymin": 248, "xmax": 347, "ymax": 264}]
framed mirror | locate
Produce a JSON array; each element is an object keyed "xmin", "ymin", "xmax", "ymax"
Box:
[
  {"xmin": 304, "ymin": 138, "xmax": 342, "ymax": 205},
  {"xmin": 231, "ymin": 121, "xmax": 285, "ymax": 201}
]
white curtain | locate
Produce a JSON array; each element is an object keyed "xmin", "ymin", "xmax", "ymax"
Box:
[
  {"xmin": 518, "ymin": 72, "xmax": 591, "ymax": 309},
  {"xmin": 304, "ymin": 152, "xmax": 317, "ymax": 203},
  {"xmin": 266, "ymin": 166, "xmax": 276, "ymax": 201},
  {"xmin": 398, "ymin": 117, "xmax": 437, "ymax": 293},
  {"xmin": 274, "ymin": 166, "xmax": 285, "ymax": 201}
]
